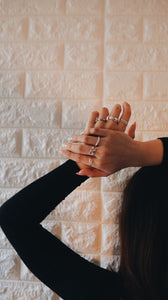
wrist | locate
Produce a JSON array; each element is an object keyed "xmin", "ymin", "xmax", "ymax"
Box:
[{"xmin": 134, "ymin": 139, "xmax": 164, "ymax": 167}]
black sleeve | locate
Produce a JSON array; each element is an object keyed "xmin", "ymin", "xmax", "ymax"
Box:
[
  {"xmin": 158, "ymin": 137, "xmax": 168, "ymax": 166},
  {"xmin": 0, "ymin": 160, "xmax": 122, "ymax": 300}
]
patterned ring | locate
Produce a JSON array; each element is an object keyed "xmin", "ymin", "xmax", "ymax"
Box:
[
  {"xmin": 89, "ymin": 146, "xmax": 96, "ymax": 156},
  {"xmin": 106, "ymin": 116, "xmax": 119, "ymax": 124},
  {"xmin": 95, "ymin": 118, "xmax": 106, "ymax": 123},
  {"xmin": 119, "ymin": 118, "xmax": 128, "ymax": 126}
]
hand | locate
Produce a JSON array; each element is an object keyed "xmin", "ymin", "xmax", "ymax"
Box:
[
  {"xmin": 60, "ymin": 102, "xmax": 136, "ymax": 177},
  {"xmin": 61, "ymin": 127, "xmax": 138, "ymax": 177}
]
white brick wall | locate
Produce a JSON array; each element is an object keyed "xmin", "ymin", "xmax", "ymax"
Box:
[{"xmin": 0, "ymin": 0, "xmax": 168, "ymax": 299}]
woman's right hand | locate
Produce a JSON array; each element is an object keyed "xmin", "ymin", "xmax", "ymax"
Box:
[{"xmin": 61, "ymin": 127, "xmax": 139, "ymax": 177}]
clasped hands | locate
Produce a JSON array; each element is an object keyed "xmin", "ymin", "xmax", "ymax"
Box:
[{"xmin": 60, "ymin": 102, "xmax": 137, "ymax": 177}]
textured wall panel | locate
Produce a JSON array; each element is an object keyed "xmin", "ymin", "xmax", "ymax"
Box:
[{"xmin": 0, "ymin": 1, "xmax": 168, "ymax": 299}]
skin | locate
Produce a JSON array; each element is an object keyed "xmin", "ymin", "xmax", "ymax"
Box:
[
  {"xmin": 60, "ymin": 102, "xmax": 164, "ymax": 177},
  {"xmin": 60, "ymin": 102, "xmax": 136, "ymax": 177}
]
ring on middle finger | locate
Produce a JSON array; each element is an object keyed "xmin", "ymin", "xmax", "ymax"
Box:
[
  {"xmin": 89, "ymin": 146, "xmax": 96, "ymax": 156},
  {"xmin": 106, "ymin": 116, "xmax": 119, "ymax": 124}
]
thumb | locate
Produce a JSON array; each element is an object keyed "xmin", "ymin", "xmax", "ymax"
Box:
[{"xmin": 127, "ymin": 122, "xmax": 136, "ymax": 139}]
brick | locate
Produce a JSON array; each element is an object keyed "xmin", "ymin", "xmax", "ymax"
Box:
[
  {"xmin": 22, "ymin": 128, "xmax": 78, "ymax": 158},
  {"xmin": 0, "ymin": 249, "xmax": 20, "ymax": 280},
  {"xmin": 106, "ymin": 0, "xmax": 168, "ymax": 15},
  {"xmin": 101, "ymin": 255, "xmax": 120, "ymax": 272},
  {"xmin": 102, "ymin": 192, "xmax": 122, "ymax": 224},
  {"xmin": 25, "ymin": 71, "xmax": 102, "ymax": 99},
  {"xmin": 41, "ymin": 220, "xmax": 62, "ymax": 238},
  {"xmin": 105, "ymin": 16, "xmax": 141, "ymax": 43},
  {"xmin": 77, "ymin": 177, "xmax": 101, "ymax": 191},
  {"xmin": 101, "ymin": 224, "xmax": 120, "ymax": 255},
  {"xmin": 62, "ymin": 222, "xmax": 101, "ymax": 253},
  {"xmin": 105, "ymin": 45, "xmax": 168, "ymax": 71},
  {"xmin": 0, "ymin": 189, "xmax": 18, "ymax": 206},
  {"xmin": 29, "ymin": 16, "xmax": 103, "ymax": 42},
  {"xmin": 0, "ymin": 281, "xmax": 59, "ymax": 299},
  {"xmin": 0, "ymin": 158, "xmax": 60, "ymax": 188},
  {"xmin": 104, "ymin": 72, "xmax": 142, "ymax": 101},
  {"xmin": 80, "ymin": 253, "xmax": 100, "ymax": 266},
  {"xmin": 62, "ymin": 99, "xmax": 101, "ymax": 128},
  {"xmin": 29, "ymin": 0, "xmax": 65, "ymax": 15},
  {"xmin": 0, "ymin": 129, "xmax": 21, "ymax": 157},
  {"xmin": 65, "ymin": 43, "xmax": 103, "ymax": 70},
  {"xmin": 143, "ymin": 73, "xmax": 168, "ymax": 100},
  {"xmin": 0, "ymin": 43, "xmax": 64, "ymax": 70},
  {"xmin": 0, "ymin": 0, "xmax": 29, "ymax": 15},
  {"xmin": 0, "ymin": 99, "xmax": 61, "ymax": 128},
  {"xmin": 0, "ymin": 17, "xmax": 28, "ymax": 41},
  {"xmin": 20, "ymin": 261, "xmax": 40, "ymax": 282},
  {"xmin": 142, "ymin": 131, "xmax": 168, "ymax": 142},
  {"xmin": 144, "ymin": 17, "xmax": 168, "ymax": 42},
  {"xmin": 0, "ymin": 72, "xmax": 24, "ymax": 97},
  {"xmin": 101, "ymin": 167, "xmax": 139, "ymax": 192},
  {"xmin": 66, "ymin": 0, "xmax": 104, "ymax": 15},
  {"xmin": 52, "ymin": 190, "xmax": 101, "ymax": 222}
]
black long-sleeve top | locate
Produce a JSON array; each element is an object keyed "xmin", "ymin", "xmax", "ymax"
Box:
[{"xmin": 0, "ymin": 137, "xmax": 167, "ymax": 300}]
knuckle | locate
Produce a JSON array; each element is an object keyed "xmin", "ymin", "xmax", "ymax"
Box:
[
  {"xmin": 76, "ymin": 154, "xmax": 81, "ymax": 161},
  {"xmin": 78, "ymin": 144, "xmax": 83, "ymax": 152},
  {"xmin": 83, "ymin": 135, "xmax": 88, "ymax": 143},
  {"xmin": 89, "ymin": 127, "xmax": 97, "ymax": 135}
]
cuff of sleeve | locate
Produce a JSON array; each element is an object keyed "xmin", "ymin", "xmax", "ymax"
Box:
[{"xmin": 157, "ymin": 138, "xmax": 168, "ymax": 166}]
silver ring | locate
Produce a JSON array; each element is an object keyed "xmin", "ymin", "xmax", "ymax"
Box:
[
  {"xmin": 95, "ymin": 136, "xmax": 100, "ymax": 147},
  {"xmin": 106, "ymin": 116, "xmax": 119, "ymax": 124},
  {"xmin": 89, "ymin": 158, "xmax": 93, "ymax": 167},
  {"xmin": 89, "ymin": 146, "xmax": 96, "ymax": 156},
  {"xmin": 95, "ymin": 118, "xmax": 106, "ymax": 123},
  {"xmin": 119, "ymin": 118, "xmax": 128, "ymax": 126}
]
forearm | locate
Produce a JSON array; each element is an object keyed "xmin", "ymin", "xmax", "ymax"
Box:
[
  {"xmin": 0, "ymin": 160, "xmax": 88, "ymax": 228},
  {"xmin": 133, "ymin": 139, "xmax": 164, "ymax": 167}
]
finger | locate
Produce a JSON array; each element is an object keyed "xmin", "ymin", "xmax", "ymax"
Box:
[
  {"xmin": 117, "ymin": 102, "xmax": 131, "ymax": 132},
  {"xmin": 71, "ymin": 134, "xmax": 102, "ymax": 146},
  {"xmin": 105, "ymin": 104, "xmax": 122, "ymax": 129},
  {"xmin": 127, "ymin": 122, "xmax": 136, "ymax": 139},
  {"xmin": 77, "ymin": 169, "xmax": 108, "ymax": 178},
  {"xmin": 60, "ymin": 149, "xmax": 96, "ymax": 168},
  {"xmin": 95, "ymin": 107, "xmax": 109, "ymax": 128},
  {"xmin": 62, "ymin": 142, "xmax": 100, "ymax": 157},
  {"xmin": 84, "ymin": 111, "xmax": 99, "ymax": 132},
  {"xmin": 89, "ymin": 127, "xmax": 110, "ymax": 137}
]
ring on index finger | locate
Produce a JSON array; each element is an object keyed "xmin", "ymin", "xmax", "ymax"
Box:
[{"xmin": 95, "ymin": 118, "xmax": 106, "ymax": 123}]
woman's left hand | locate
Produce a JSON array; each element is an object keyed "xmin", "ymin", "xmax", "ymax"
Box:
[{"xmin": 60, "ymin": 102, "xmax": 136, "ymax": 177}]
